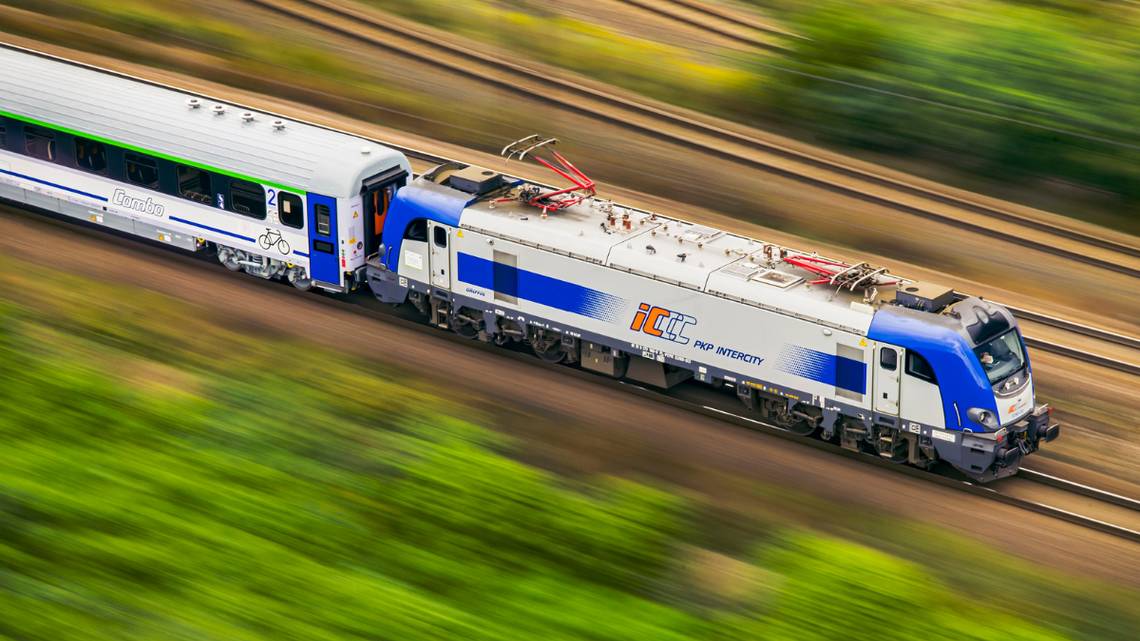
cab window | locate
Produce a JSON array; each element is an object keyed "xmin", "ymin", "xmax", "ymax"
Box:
[
  {"xmin": 403, "ymin": 219, "xmax": 427, "ymax": 241},
  {"xmin": 74, "ymin": 137, "xmax": 108, "ymax": 175},
  {"xmin": 279, "ymin": 191, "xmax": 304, "ymax": 229},
  {"xmin": 905, "ymin": 351, "xmax": 937, "ymax": 383},
  {"xmin": 24, "ymin": 125, "xmax": 56, "ymax": 161}
]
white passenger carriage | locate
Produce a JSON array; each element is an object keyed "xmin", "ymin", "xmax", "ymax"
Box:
[{"xmin": 0, "ymin": 45, "xmax": 410, "ymax": 292}]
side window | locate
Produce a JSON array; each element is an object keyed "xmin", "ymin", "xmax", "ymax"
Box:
[
  {"xmin": 433, "ymin": 225, "xmax": 447, "ymax": 248},
  {"xmin": 74, "ymin": 137, "xmax": 108, "ymax": 175},
  {"xmin": 313, "ymin": 239, "xmax": 334, "ymax": 254},
  {"xmin": 315, "ymin": 203, "xmax": 331, "ymax": 236},
  {"xmin": 229, "ymin": 179, "xmax": 266, "ymax": 219},
  {"xmin": 177, "ymin": 165, "xmax": 213, "ymax": 205},
  {"xmin": 24, "ymin": 125, "xmax": 56, "ymax": 161},
  {"xmin": 880, "ymin": 347, "xmax": 897, "ymax": 371},
  {"xmin": 403, "ymin": 219, "xmax": 427, "ymax": 241},
  {"xmin": 125, "ymin": 152, "xmax": 159, "ymax": 189},
  {"xmin": 905, "ymin": 351, "xmax": 937, "ymax": 383},
  {"xmin": 0, "ymin": 122, "xmax": 6, "ymax": 149},
  {"xmin": 279, "ymin": 191, "xmax": 304, "ymax": 229}
]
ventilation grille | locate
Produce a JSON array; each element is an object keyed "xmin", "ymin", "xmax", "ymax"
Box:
[{"xmin": 753, "ymin": 270, "xmax": 803, "ymax": 289}]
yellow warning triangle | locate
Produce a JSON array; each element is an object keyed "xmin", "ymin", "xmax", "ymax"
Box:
[
  {"xmin": 353, "ymin": 211, "xmax": 359, "ymax": 218},
  {"xmin": 457, "ymin": 230, "xmax": 464, "ymax": 237},
  {"xmin": 859, "ymin": 338, "xmax": 867, "ymax": 346}
]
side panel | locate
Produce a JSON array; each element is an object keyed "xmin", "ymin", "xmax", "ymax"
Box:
[
  {"xmin": 874, "ymin": 345, "xmax": 901, "ymax": 415},
  {"xmin": 899, "ymin": 372, "xmax": 945, "ymax": 428},
  {"xmin": 307, "ymin": 192, "xmax": 339, "ymax": 285},
  {"xmin": 452, "ymin": 230, "xmax": 873, "ymax": 414}
]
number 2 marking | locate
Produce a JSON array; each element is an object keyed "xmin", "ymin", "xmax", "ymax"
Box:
[{"xmin": 267, "ymin": 188, "xmax": 277, "ymax": 207}]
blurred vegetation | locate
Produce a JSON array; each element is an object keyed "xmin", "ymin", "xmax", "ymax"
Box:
[{"xmin": 0, "ymin": 254, "xmax": 1137, "ymax": 640}]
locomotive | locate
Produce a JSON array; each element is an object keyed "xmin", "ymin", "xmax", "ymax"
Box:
[{"xmin": 0, "ymin": 45, "xmax": 1058, "ymax": 481}]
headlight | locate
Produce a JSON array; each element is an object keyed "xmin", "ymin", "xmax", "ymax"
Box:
[{"xmin": 966, "ymin": 407, "xmax": 1000, "ymax": 431}]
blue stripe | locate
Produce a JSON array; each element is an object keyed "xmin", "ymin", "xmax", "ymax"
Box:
[
  {"xmin": 293, "ymin": 250, "xmax": 309, "ymax": 258},
  {"xmin": 773, "ymin": 344, "xmax": 867, "ymax": 394},
  {"xmin": 458, "ymin": 253, "xmax": 629, "ymax": 323},
  {"xmin": 0, "ymin": 168, "xmax": 108, "ymax": 201},
  {"xmin": 169, "ymin": 216, "xmax": 256, "ymax": 242}
]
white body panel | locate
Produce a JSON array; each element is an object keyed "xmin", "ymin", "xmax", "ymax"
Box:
[
  {"xmin": 899, "ymin": 365, "xmax": 946, "ymax": 429},
  {"xmin": 997, "ymin": 378, "xmax": 1034, "ymax": 426},
  {"xmin": 0, "ymin": 151, "xmax": 310, "ymax": 268}
]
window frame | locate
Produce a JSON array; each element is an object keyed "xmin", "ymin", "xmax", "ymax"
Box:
[
  {"xmin": 73, "ymin": 137, "xmax": 108, "ymax": 176},
  {"xmin": 228, "ymin": 178, "xmax": 266, "ymax": 220},
  {"xmin": 904, "ymin": 350, "xmax": 937, "ymax": 384},
  {"xmin": 125, "ymin": 152, "xmax": 160, "ymax": 190},
  {"xmin": 176, "ymin": 164, "xmax": 213, "ymax": 205},
  {"xmin": 277, "ymin": 191, "xmax": 304, "ymax": 229},
  {"xmin": 23, "ymin": 124, "xmax": 57, "ymax": 162},
  {"xmin": 433, "ymin": 225, "xmax": 448, "ymax": 248}
]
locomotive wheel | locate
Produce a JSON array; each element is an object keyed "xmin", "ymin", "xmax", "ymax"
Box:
[
  {"xmin": 785, "ymin": 420, "xmax": 817, "ymax": 438},
  {"xmin": 534, "ymin": 342, "xmax": 566, "ymax": 363}
]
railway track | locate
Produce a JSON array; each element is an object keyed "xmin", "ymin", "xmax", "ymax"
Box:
[
  {"xmin": 606, "ymin": 0, "xmax": 792, "ymax": 49},
  {"xmin": 247, "ymin": 0, "xmax": 1140, "ymax": 283},
  {"xmin": 6, "ymin": 200, "xmax": 1139, "ymax": 545}
]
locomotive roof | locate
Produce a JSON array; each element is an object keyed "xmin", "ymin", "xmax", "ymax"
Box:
[
  {"xmin": 0, "ymin": 45, "xmax": 406, "ymax": 197},
  {"xmin": 424, "ymin": 167, "xmax": 885, "ymax": 335}
]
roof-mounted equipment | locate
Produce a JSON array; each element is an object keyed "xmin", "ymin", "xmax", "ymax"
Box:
[
  {"xmin": 499, "ymin": 135, "xmax": 596, "ymax": 213},
  {"xmin": 782, "ymin": 254, "xmax": 899, "ymax": 304},
  {"xmin": 896, "ymin": 282, "xmax": 955, "ymax": 313}
]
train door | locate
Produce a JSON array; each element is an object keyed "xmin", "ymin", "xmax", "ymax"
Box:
[
  {"xmin": 428, "ymin": 221, "xmax": 451, "ymax": 289},
  {"xmin": 361, "ymin": 167, "xmax": 407, "ymax": 258},
  {"xmin": 306, "ymin": 193, "xmax": 339, "ymax": 286},
  {"xmin": 874, "ymin": 345, "xmax": 901, "ymax": 415}
]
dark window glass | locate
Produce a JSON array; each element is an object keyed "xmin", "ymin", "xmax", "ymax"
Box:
[
  {"xmin": 229, "ymin": 179, "xmax": 266, "ymax": 219},
  {"xmin": 74, "ymin": 137, "xmax": 108, "ymax": 175},
  {"xmin": 315, "ymin": 203, "xmax": 331, "ymax": 236},
  {"xmin": 880, "ymin": 347, "xmax": 897, "ymax": 372},
  {"xmin": 403, "ymin": 219, "xmax": 427, "ymax": 241},
  {"xmin": 433, "ymin": 225, "xmax": 447, "ymax": 248},
  {"xmin": 279, "ymin": 191, "xmax": 304, "ymax": 229},
  {"xmin": 177, "ymin": 165, "xmax": 213, "ymax": 205},
  {"xmin": 905, "ymin": 351, "xmax": 937, "ymax": 383},
  {"xmin": 313, "ymin": 239, "xmax": 334, "ymax": 254},
  {"xmin": 0, "ymin": 123, "xmax": 6, "ymax": 149},
  {"xmin": 24, "ymin": 125, "xmax": 56, "ymax": 161},
  {"xmin": 125, "ymin": 152, "xmax": 159, "ymax": 189}
]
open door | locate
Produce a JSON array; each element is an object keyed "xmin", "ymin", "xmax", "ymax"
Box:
[
  {"xmin": 361, "ymin": 167, "xmax": 407, "ymax": 258},
  {"xmin": 874, "ymin": 345, "xmax": 901, "ymax": 415},
  {"xmin": 428, "ymin": 221, "xmax": 451, "ymax": 289}
]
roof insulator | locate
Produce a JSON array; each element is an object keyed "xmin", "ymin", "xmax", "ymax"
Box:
[
  {"xmin": 241, "ymin": 112, "xmax": 255, "ymax": 122},
  {"xmin": 211, "ymin": 104, "xmax": 226, "ymax": 115},
  {"xmin": 272, "ymin": 120, "xmax": 286, "ymax": 130},
  {"xmin": 646, "ymin": 245, "xmax": 656, "ymax": 254},
  {"xmin": 186, "ymin": 98, "xmax": 201, "ymax": 109}
]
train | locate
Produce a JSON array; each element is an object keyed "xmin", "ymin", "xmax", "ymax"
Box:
[{"xmin": 0, "ymin": 44, "xmax": 1059, "ymax": 482}]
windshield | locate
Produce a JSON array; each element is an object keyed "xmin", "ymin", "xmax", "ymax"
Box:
[{"xmin": 973, "ymin": 329, "xmax": 1026, "ymax": 385}]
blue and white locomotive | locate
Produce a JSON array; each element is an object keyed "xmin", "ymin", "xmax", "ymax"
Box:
[
  {"xmin": 366, "ymin": 138, "xmax": 1059, "ymax": 482},
  {"xmin": 0, "ymin": 45, "xmax": 1058, "ymax": 481}
]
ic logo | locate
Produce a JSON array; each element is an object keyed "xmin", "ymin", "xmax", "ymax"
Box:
[{"xmin": 630, "ymin": 303, "xmax": 696, "ymax": 345}]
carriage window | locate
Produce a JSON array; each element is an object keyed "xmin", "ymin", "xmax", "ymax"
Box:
[
  {"xmin": 905, "ymin": 351, "xmax": 937, "ymax": 383},
  {"xmin": 177, "ymin": 165, "xmax": 213, "ymax": 205},
  {"xmin": 73, "ymin": 137, "xmax": 107, "ymax": 175},
  {"xmin": 125, "ymin": 152, "xmax": 159, "ymax": 189},
  {"xmin": 0, "ymin": 123, "xmax": 6, "ymax": 149},
  {"xmin": 879, "ymin": 347, "xmax": 897, "ymax": 371},
  {"xmin": 24, "ymin": 125, "xmax": 56, "ymax": 161},
  {"xmin": 433, "ymin": 226, "xmax": 448, "ymax": 248},
  {"xmin": 229, "ymin": 179, "xmax": 266, "ymax": 220},
  {"xmin": 279, "ymin": 191, "xmax": 304, "ymax": 229},
  {"xmin": 315, "ymin": 203, "xmax": 331, "ymax": 236}
]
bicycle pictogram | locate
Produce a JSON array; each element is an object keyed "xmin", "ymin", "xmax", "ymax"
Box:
[{"xmin": 258, "ymin": 228, "xmax": 290, "ymax": 255}]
